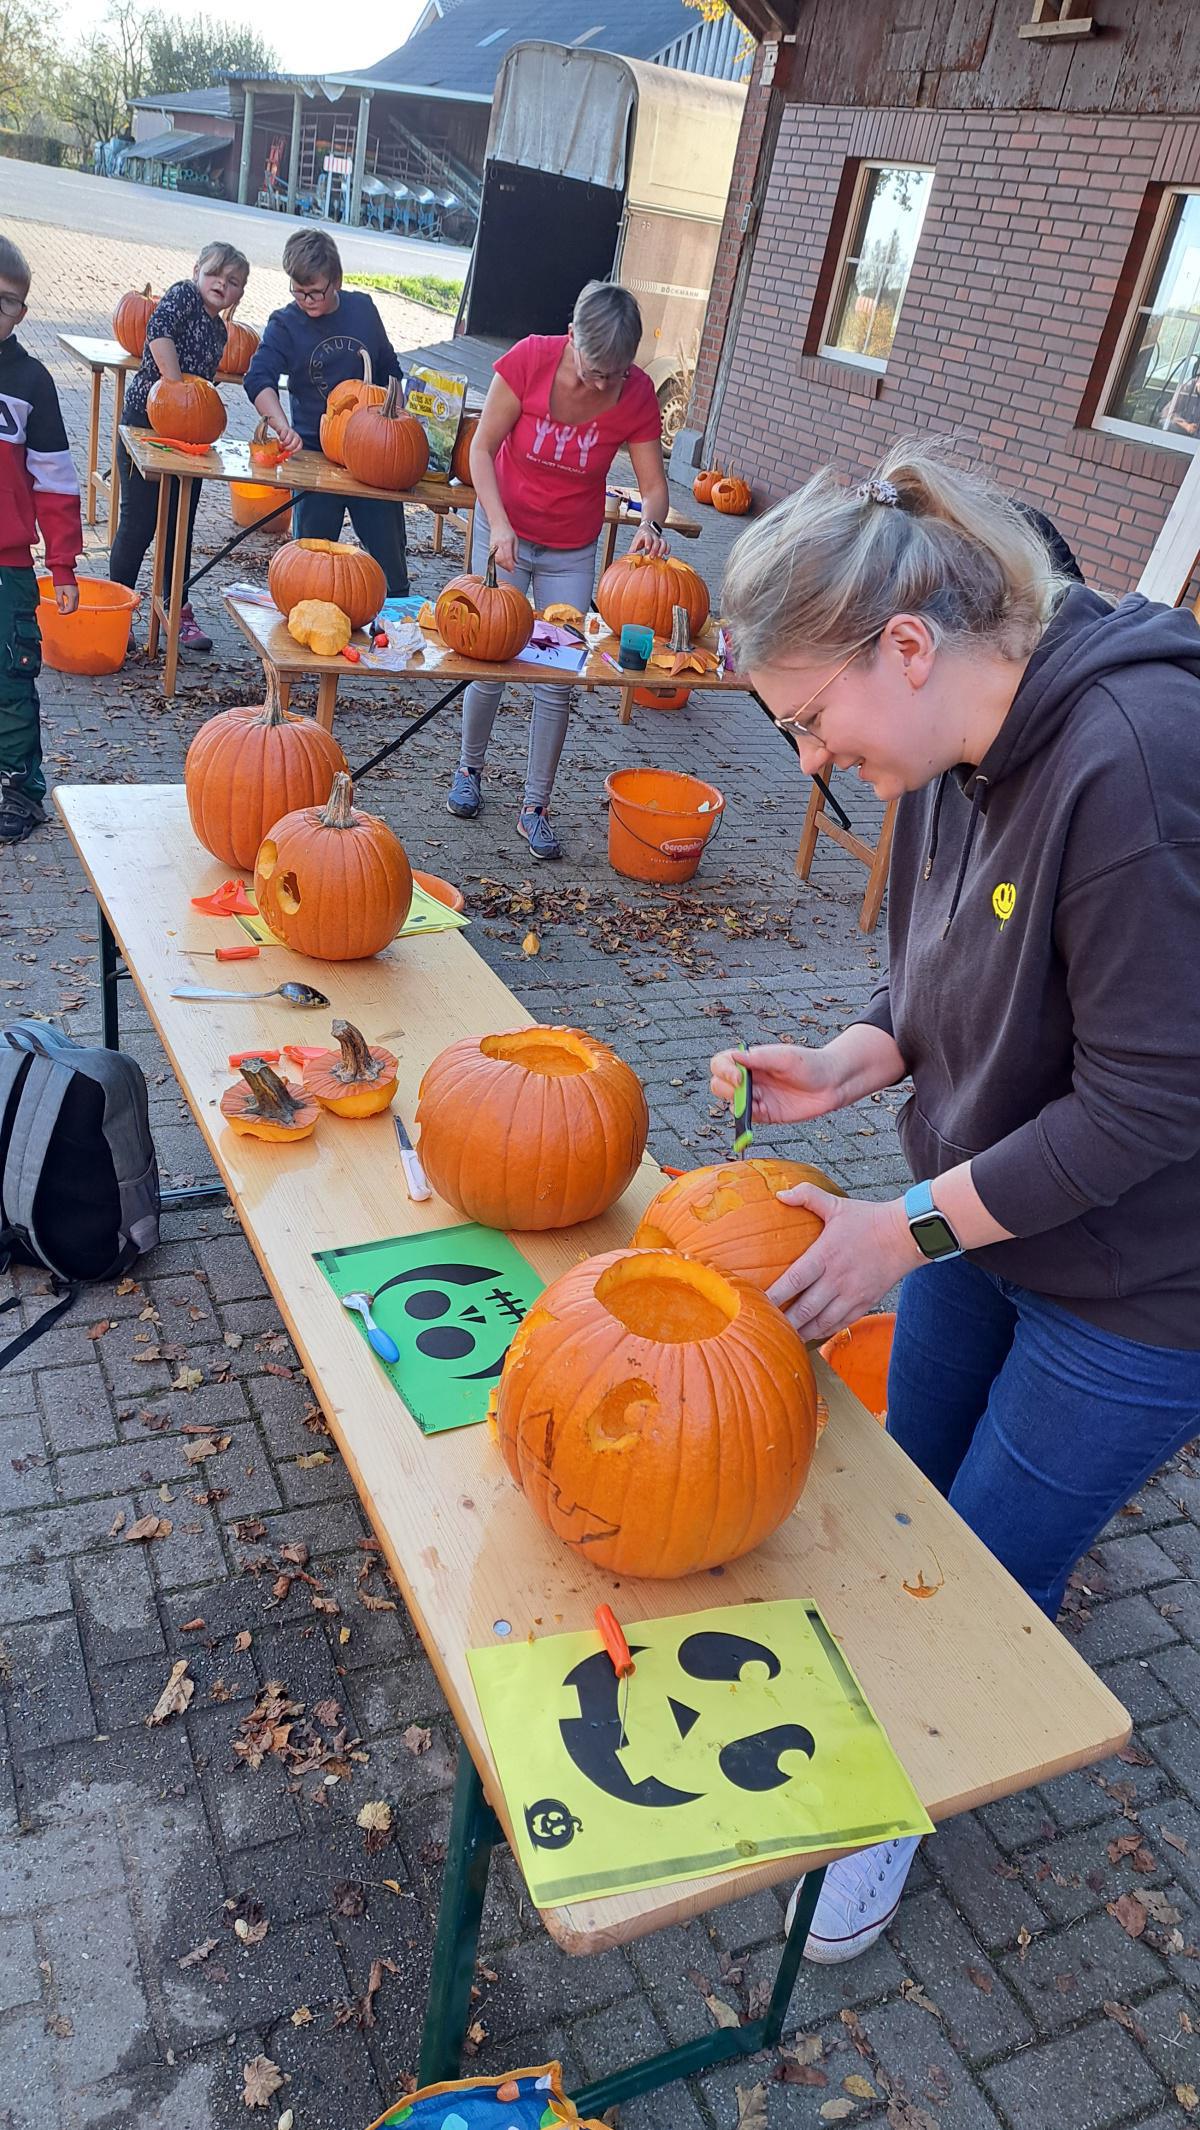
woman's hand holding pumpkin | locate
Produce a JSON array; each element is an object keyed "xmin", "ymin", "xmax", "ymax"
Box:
[
  {"xmin": 768, "ymin": 1186, "xmax": 922, "ymax": 1343},
  {"xmin": 490, "ymin": 523, "xmax": 519, "ymax": 573},
  {"xmin": 630, "ymin": 522, "xmax": 670, "ymax": 559}
]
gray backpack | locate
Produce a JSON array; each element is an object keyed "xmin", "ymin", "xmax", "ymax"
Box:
[{"xmin": 0, "ymin": 1023, "xmax": 160, "ymax": 1363}]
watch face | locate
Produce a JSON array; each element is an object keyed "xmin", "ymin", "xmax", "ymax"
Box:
[{"xmin": 912, "ymin": 1211, "xmax": 959, "ymax": 1259}]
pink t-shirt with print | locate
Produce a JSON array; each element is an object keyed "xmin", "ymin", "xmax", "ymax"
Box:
[{"xmin": 492, "ymin": 333, "xmax": 661, "ymax": 550}]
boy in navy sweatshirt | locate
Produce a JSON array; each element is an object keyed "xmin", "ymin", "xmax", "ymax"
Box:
[
  {"xmin": 0, "ymin": 234, "xmax": 82, "ymax": 843},
  {"xmin": 245, "ymin": 230, "xmax": 409, "ymax": 595}
]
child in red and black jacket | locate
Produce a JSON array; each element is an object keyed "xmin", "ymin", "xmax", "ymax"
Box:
[{"xmin": 0, "ymin": 234, "xmax": 82, "ymax": 844}]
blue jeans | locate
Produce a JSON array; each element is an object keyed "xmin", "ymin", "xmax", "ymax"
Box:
[
  {"xmin": 291, "ymin": 489, "xmax": 408, "ymax": 596},
  {"xmin": 458, "ymin": 508, "xmax": 597, "ymax": 808},
  {"xmin": 886, "ymin": 1256, "xmax": 1200, "ymax": 1619}
]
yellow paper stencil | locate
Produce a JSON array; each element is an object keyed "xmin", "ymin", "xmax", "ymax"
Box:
[{"xmin": 468, "ymin": 1600, "xmax": 933, "ymax": 1908}]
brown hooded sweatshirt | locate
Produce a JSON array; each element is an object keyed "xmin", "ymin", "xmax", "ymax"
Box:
[{"xmin": 858, "ymin": 586, "xmax": 1200, "ymax": 1348}]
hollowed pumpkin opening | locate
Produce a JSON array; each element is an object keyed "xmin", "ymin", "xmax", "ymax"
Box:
[
  {"xmin": 276, "ymin": 872, "xmax": 302, "ymax": 915},
  {"xmin": 481, "ymin": 1028, "xmax": 593, "ymax": 1078},
  {"xmin": 595, "ymin": 1252, "xmax": 739, "ymax": 1343},
  {"xmin": 257, "ymin": 840, "xmax": 277, "ymax": 878}
]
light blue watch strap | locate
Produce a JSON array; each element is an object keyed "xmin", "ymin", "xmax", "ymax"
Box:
[{"xmin": 904, "ymin": 1180, "xmax": 936, "ymax": 1222}]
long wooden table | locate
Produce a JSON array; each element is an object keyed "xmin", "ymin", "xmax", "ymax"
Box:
[
  {"xmin": 121, "ymin": 429, "xmax": 479, "ymax": 696},
  {"xmin": 224, "ymin": 591, "xmax": 743, "ymax": 746},
  {"xmin": 55, "ymin": 783, "xmax": 1128, "ymax": 2110}
]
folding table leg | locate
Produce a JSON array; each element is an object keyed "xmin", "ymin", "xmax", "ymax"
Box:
[
  {"xmin": 417, "ymin": 1749, "xmax": 501, "ymax": 2087},
  {"xmin": 99, "ymin": 906, "xmax": 123, "ymax": 1050},
  {"xmin": 146, "ymin": 476, "xmax": 170, "ymax": 658},
  {"xmin": 570, "ymin": 1865, "xmax": 827, "ymax": 2115},
  {"xmin": 162, "ymin": 476, "xmax": 192, "ymax": 697},
  {"xmin": 85, "ymin": 371, "xmax": 102, "ymax": 526}
]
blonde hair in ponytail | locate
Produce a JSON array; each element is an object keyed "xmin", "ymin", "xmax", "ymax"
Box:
[{"xmin": 722, "ymin": 438, "xmax": 1069, "ymax": 671}]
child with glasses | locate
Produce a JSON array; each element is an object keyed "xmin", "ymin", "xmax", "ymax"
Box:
[
  {"xmin": 0, "ymin": 233, "xmax": 82, "ymax": 844},
  {"xmin": 108, "ymin": 240, "xmax": 250, "ymax": 653},
  {"xmin": 245, "ymin": 231, "xmax": 410, "ymax": 596}
]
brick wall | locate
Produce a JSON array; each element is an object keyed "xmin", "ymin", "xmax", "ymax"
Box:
[{"xmin": 703, "ymin": 104, "xmax": 1200, "ymax": 594}]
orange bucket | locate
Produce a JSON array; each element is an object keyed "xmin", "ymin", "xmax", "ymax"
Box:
[
  {"xmin": 36, "ymin": 576, "xmax": 140, "ymax": 676},
  {"xmin": 819, "ymin": 1311, "xmax": 896, "ymax": 1422},
  {"xmin": 632, "ymin": 685, "xmax": 691, "ymax": 711},
  {"xmin": 413, "ymin": 869, "xmax": 465, "ymax": 914},
  {"xmin": 230, "ymin": 482, "xmax": 291, "ymax": 535},
  {"xmin": 604, "ymin": 767, "xmax": 724, "ymax": 885}
]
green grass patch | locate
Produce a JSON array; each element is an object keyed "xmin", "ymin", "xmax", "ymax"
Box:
[{"xmin": 346, "ymin": 271, "xmax": 463, "ymax": 315}]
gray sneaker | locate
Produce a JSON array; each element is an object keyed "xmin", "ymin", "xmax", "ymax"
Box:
[
  {"xmin": 517, "ymin": 804, "xmax": 562, "ymax": 861},
  {"xmin": 446, "ymin": 767, "xmax": 482, "ymax": 819}
]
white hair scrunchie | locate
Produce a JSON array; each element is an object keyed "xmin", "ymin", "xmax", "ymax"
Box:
[{"xmin": 857, "ymin": 477, "xmax": 901, "ymax": 507}]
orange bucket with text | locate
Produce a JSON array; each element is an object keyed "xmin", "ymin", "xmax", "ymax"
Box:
[
  {"xmin": 604, "ymin": 767, "xmax": 724, "ymax": 885},
  {"xmin": 36, "ymin": 576, "xmax": 140, "ymax": 676},
  {"xmin": 819, "ymin": 1311, "xmax": 896, "ymax": 1422}
]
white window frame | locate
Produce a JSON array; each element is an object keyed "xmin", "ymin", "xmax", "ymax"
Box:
[
  {"xmin": 819, "ymin": 160, "xmax": 936, "ymax": 375},
  {"xmin": 1095, "ymin": 185, "xmax": 1200, "ymax": 459}
]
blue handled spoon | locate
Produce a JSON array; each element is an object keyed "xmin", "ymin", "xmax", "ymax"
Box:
[{"xmin": 341, "ymin": 1290, "xmax": 400, "ymax": 1365}]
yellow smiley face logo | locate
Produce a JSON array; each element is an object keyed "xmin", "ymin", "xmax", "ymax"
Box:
[{"xmin": 992, "ymin": 882, "xmax": 1017, "ymax": 927}]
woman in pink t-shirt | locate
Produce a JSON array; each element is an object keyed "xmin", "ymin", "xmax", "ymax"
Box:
[{"xmin": 447, "ymin": 281, "xmax": 671, "ymax": 860}]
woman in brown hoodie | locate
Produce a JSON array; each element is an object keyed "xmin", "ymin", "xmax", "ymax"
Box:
[{"xmin": 712, "ymin": 440, "xmax": 1200, "ymax": 1964}]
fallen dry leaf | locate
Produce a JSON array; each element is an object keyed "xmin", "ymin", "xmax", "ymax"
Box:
[
  {"xmin": 1161, "ymin": 1827, "xmax": 1191, "ymax": 1857},
  {"xmin": 86, "ymin": 1320, "xmax": 111, "ymax": 1341},
  {"xmin": 522, "ymin": 931, "xmax": 540, "ymax": 957},
  {"xmin": 1108, "ymin": 1892, "xmax": 1148, "ymax": 1939},
  {"xmin": 184, "ymin": 1433, "xmax": 231, "ymax": 1463},
  {"xmin": 356, "ymin": 1800, "xmax": 393, "ymax": 1835},
  {"xmin": 1177, "ymin": 2086, "xmax": 1199, "ymax": 2115},
  {"xmin": 819, "ymin": 2103, "xmax": 856, "ymax": 2125},
  {"xmin": 735, "ymin": 2083, "xmax": 768, "ymax": 2129},
  {"xmin": 966, "ymin": 1965, "xmax": 993, "ymax": 1994},
  {"xmin": 361, "ymin": 1954, "xmax": 399, "ymax": 2028},
  {"xmin": 331, "ymin": 1880, "xmax": 365, "ymax": 1918},
  {"xmin": 296, "ymin": 1450, "xmax": 330, "ymax": 1468},
  {"xmin": 109, "ymin": 1510, "xmax": 126, "ymax": 1536},
  {"xmin": 178, "ymin": 1938, "xmax": 219, "ymax": 1969},
  {"xmin": 403, "ymin": 1724, "xmax": 432, "ymax": 1757},
  {"xmin": 234, "ymin": 1916, "xmax": 269, "ymax": 1945},
  {"xmin": 223, "ymin": 1330, "xmax": 244, "ymax": 1349},
  {"xmin": 241, "ymin": 2055, "xmax": 284, "ymax": 2109},
  {"xmin": 146, "ymin": 1660, "xmax": 194, "ymax": 1726},
  {"xmin": 171, "ymin": 1367, "xmax": 204, "ymax": 1394},
  {"xmin": 899, "ymin": 1977, "xmax": 941, "ymax": 2019},
  {"xmin": 234, "ymin": 1630, "xmax": 252, "ymax": 1652},
  {"xmin": 1139, "ymin": 1886, "xmax": 1182, "ymax": 1927},
  {"xmin": 844, "ymin": 2073, "xmax": 878, "ymax": 2099},
  {"xmin": 705, "ymin": 1992, "xmax": 740, "ymax": 2029},
  {"xmin": 1102, "ymin": 2000, "xmax": 1148, "ymax": 2044},
  {"xmin": 180, "ymin": 1616, "xmax": 205, "ymax": 1632},
  {"xmin": 290, "ymin": 2006, "xmax": 312, "ymax": 2026},
  {"xmin": 123, "ymin": 1515, "xmax": 172, "ymax": 1544}
]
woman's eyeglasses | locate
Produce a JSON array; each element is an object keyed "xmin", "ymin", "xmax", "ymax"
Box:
[{"xmin": 775, "ymin": 635, "xmax": 880, "ymax": 736}]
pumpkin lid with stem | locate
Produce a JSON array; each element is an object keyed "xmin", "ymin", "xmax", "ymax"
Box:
[
  {"xmin": 220, "ymin": 1057, "xmax": 318, "ymax": 1131},
  {"xmin": 317, "ymin": 1019, "xmax": 396, "ymax": 1086}
]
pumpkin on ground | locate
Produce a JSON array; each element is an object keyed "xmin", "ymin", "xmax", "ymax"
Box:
[
  {"xmin": 268, "ymin": 538, "xmax": 385, "ymax": 631},
  {"xmin": 146, "ymin": 374, "xmax": 226, "ymax": 446},
  {"xmin": 220, "ymin": 1059, "xmax": 319, "ymax": 1143},
  {"xmin": 492, "ymin": 1246, "xmax": 819, "ymax": 1578},
  {"xmin": 692, "ymin": 466, "xmax": 723, "ymax": 506},
  {"xmin": 634, "ymin": 1158, "xmax": 845, "ymax": 1294},
  {"xmin": 343, "ymin": 377, "xmax": 430, "ymax": 492},
  {"xmin": 220, "ymin": 319, "xmax": 259, "ymax": 378},
  {"xmin": 112, "ymin": 283, "xmax": 158, "ymax": 357},
  {"xmin": 229, "ymin": 483, "xmax": 291, "ymax": 534},
  {"xmin": 302, "ymin": 1021, "xmax": 398, "ymax": 1118},
  {"xmin": 595, "ymin": 552, "xmax": 709, "ymax": 640},
  {"xmin": 416, "ymin": 1025, "xmax": 647, "ymax": 1230},
  {"xmin": 319, "ymin": 349, "xmax": 387, "ymax": 465},
  {"xmin": 450, "ymin": 413, "xmax": 479, "ymax": 484},
  {"xmin": 435, "ymin": 553, "xmax": 533, "ymax": 663},
  {"xmin": 184, "ymin": 666, "xmax": 345, "ymax": 869},
  {"xmin": 712, "ymin": 476, "xmax": 752, "ymax": 516},
  {"xmin": 287, "ymin": 599, "xmax": 352, "ymax": 658},
  {"xmin": 254, "ymin": 771, "xmax": 413, "ymax": 961}
]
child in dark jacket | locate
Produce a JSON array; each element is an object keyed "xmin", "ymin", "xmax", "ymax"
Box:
[
  {"xmin": 245, "ymin": 229, "xmax": 409, "ymax": 595},
  {"xmin": 0, "ymin": 234, "xmax": 82, "ymax": 843},
  {"xmin": 108, "ymin": 240, "xmax": 249, "ymax": 652}
]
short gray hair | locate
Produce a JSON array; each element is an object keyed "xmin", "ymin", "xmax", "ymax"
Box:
[{"xmin": 572, "ymin": 281, "xmax": 642, "ymax": 373}]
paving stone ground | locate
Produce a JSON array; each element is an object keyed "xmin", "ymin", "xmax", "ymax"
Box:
[{"xmin": 1, "ymin": 171, "xmax": 1198, "ymax": 2130}]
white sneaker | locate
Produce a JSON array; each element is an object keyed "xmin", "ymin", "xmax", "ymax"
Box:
[{"xmin": 785, "ymin": 1835, "xmax": 922, "ymax": 1964}]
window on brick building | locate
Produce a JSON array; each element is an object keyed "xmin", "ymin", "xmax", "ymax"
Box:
[
  {"xmin": 821, "ymin": 164, "xmax": 935, "ymax": 371},
  {"xmin": 1101, "ymin": 190, "xmax": 1200, "ymax": 453}
]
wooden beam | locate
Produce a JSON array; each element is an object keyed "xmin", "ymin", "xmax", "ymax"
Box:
[{"xmin": 1136, "ymin": 450, "xmax": 1200, "ymax": 606}]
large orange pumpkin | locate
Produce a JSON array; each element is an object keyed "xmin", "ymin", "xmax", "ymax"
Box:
[
  {"xmin": 451, "ymin": 414, "xmax": 478, "ymax": 484},
  {"xmin": 219, "ymin": 319, "xmax": 260, "ymax": 378},
  {"xmin": 343, "ymin": 378, "xmax": 430, "ymax": 492},
  {"xmin": 254, "ymin": 772, "xmax": 413, "ymax": 961},
  {"xmin": 113, "ymin": 283, "xmax": 158, "ymax": 357},
  {"xmin": 146, "ymin": 374, "xmax": 226, "ymax": 446},
  {"xmin": 319, "ymin": 350, "xmax": 387, "ymax": 465},
  {"xmin": 635, "ymin": 1158, "xmax": 844, "ymax": 1294},
  {"xmin": 692, "ymin": 465, "xmax": 723, "ymax": 506},
  {"xmin": 267, "ymin": 539, "xmax": 386, "ymax": 632},
  {"xmin": 712, "ymin": 476, "xmax": 752, "ymax": 516},
  {"xmin": 595, "ymin": 552, "xmax": 709, "ymax": 640},
  {"xmin": 185, "ymin": 667, "xmax": 346, "ymax": 870},
  {"xmin": 493, "ymin": 1246, "xmax": 819, "ymax": 1578},
  {"xmin": 416, "ymin": 1025, "xmax": 648, "ymax": 1230},
  {"xmin": 435, "ymin": 553, "xmax": 533, "ymax": 663}
]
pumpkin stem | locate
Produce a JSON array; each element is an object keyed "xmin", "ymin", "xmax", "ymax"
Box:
[
  {"xmin": 668, "ymin": 604, "xmax": 691, "ymax": 655},
  {"xmin": 484, "ymin": 552, "xmax": 499, "ymax": 590},
  {"xmin": 237, "ymin": 1059, "xmax": 309, "ymax": 1122},
  {"xmin": 330, "ymin": 1019, "xmax": 385, "ymax": 1084},
  {"xmin": 252, "ymin": 417, "xmax": 272, "ymax": 446},
  {"xmin": 357, "ymin": 347, "xmax": 372, "ymax": 387},
  {"xmin": 380, "ymin": 377, "xmax": 402, "ymax": 420},
  {"xmin": 257, "ymin": 665, "xmax": 287, "ymax": 726},
  {"xmin": 319, "ymin": 771, "xmax": 357, "ymax": 829}
]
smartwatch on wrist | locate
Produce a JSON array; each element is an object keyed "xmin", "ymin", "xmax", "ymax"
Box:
[
  {"xmin": 903, "ymin": 1180, "xmax": 964, "ymax": 1262},
  {"xmin": 648, "ymin": 519, "xmax": 666, "ymax": 538}
]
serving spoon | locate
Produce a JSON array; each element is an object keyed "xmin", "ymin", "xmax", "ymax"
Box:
[{"xmin": 171, "ymin": 982, "xmax": 330, "ymax": 1008}]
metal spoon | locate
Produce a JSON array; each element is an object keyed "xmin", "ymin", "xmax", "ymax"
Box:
[
  {"xmin": 171, "ymin": 982, "xmax": 331, "ymax": 1008},
  {"xmin": 341, "ymin": 1290, "xmax": 400, "ymax": 1364}
]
